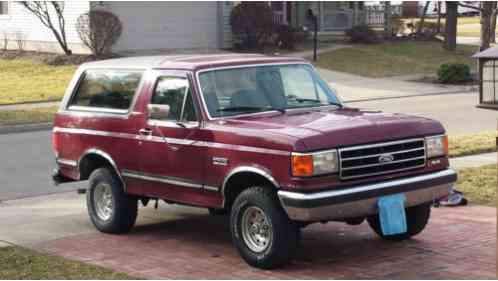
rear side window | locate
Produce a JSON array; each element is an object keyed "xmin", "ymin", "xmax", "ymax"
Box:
[{"xmin": 69, "ymin": 69, "xmax": 143, "ymax": 111}]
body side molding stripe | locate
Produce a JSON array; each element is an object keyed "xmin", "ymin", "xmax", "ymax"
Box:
[
  {"xmin": 53, "ymin": 127, "xmax": 290, "ymax": 156},
  {"xmin": 56, "ymin": 158, "xmax": 78, "ymax": 167},
  {"xmin": 122, "ymin": 169, "xmax": 207, "ymax": 190}
]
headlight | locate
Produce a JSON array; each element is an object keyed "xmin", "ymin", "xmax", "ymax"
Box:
[
  {"xmin": 425, "ymin": 135, "xmax": 448, "ymax": 158},
  {"xmin": 291, "ymin": 150, "xmax": 339, "ymax": 177}
]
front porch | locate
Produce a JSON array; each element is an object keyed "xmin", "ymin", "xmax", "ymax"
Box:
[{"xmin": 270, "ymin": 2, "xmax": 366, "ymax": 35}]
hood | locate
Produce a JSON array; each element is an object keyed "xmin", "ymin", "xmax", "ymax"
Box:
[{"xmin": 220, "ymin": 107, "xmax": 445, "ymax": 151}]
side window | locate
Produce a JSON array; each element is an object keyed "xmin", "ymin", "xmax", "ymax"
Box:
[
  {"xmin": 70, "ymin": 70, "xmax": 142, "ymax": 111},
  {"xmin": 151, "ymin": 77, "xmax": 197, "ymax": 122}
]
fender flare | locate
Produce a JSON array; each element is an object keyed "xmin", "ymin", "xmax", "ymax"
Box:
[
  {"xmin": 221, "ymin": 165, "xmax": 279, "ymax": 206},
  {"xmin": 78, "ymin": 148, "xmax": 126, "ymax": 189}
]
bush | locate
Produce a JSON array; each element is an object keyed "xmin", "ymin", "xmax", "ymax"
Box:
[
  {"xmin": 437, "ymin": 63, "xmax": 472, "ymax": 84},
  {"xmin": 230, "ymin": 2, "xmax": 273, "ymax": 49},
  {"xmin": 346, "ymin": 25, "xmax": 378, "ymax": 44},
  {"xmin": 76, "ymin": 10, "xmax": 122, "ymax": 56},
  {"xmin": 274, "ymin": 25, "xmax": 308, "ymax": 50}
]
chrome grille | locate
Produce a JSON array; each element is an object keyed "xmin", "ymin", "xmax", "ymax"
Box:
[{"xmin": 339, "ymin": 138, "xmax": 426, "ymax": 180}]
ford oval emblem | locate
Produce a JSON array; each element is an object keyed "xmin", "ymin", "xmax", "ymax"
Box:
[{"xmin": 378, "ymin": 154, "xmax": 395, "ymax": 163}]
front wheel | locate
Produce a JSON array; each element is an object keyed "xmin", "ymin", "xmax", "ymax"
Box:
[
  {"xmin": 367, "ymin": 202, "xmax": 431, "ymax": 241},
  {"xmin": 87, "ymin": 167, "xmax": 138, "ymax": 234},
  {"xmin": 230, "ymin": 186, "xmax": 300, "ymax": 269}
]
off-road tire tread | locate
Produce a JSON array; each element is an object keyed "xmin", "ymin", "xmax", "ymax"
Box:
[
  {"xmin": 230, "ymin": 186, "xmax": 300, "ymax": 269},
  {"xmin": 87, "ymin": 167, "xmax": 138, "ymax": 234}
]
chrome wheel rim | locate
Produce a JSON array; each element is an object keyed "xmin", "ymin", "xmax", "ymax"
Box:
[
  {"xmin": 94, "ymin": 183, "xmax": 114, "ymax": 221},
  {"xmin": 241, "ymin": 206, "xmax": 272, "ymax": 253}
]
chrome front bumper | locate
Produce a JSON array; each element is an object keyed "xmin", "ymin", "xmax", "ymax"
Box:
[{"xmin": 278, "ymin": 169, "xmax": 457, "ymax": 222}]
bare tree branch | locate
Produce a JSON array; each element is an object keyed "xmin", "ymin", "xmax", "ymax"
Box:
[{"xmin": 20, "ymin": 1, "xmax": 72, "ymax": 55}]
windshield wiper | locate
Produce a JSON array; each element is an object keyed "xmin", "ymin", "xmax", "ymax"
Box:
[
  {"xmin": 218, "ymin": 106, "xmax": 286, "ymax": 114},
  {"xmin": 294, "ymin": 98, "xmax": 343, "ymax": 108},
  {"xmin": 217, "ymin": 106, "xmax": 269, "ymax": 112}
]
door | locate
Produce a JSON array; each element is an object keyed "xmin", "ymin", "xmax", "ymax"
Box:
[
  {"xmin": 132, "ymin": 72, "xmax": 209, "ymax": 206},
  {"xmin": 107, "ymin": 2, "xmax": 219, "ymax": 51}
]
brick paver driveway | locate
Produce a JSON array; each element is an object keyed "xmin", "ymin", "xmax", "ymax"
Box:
[{"xmin": 42, "ymin": 205, "xmax": 495, "ymax": 279}]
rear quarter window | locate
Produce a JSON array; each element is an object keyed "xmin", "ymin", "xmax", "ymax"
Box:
[{"xmin": 69, "ymin": 69, "xmax": 143, "ymax": 112}]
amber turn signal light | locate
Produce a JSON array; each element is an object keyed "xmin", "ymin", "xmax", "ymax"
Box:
[
  {"xmin": 442, "ymin": 135, "xmax": 449, "ymax": 155},
  {"xmin": 291, "ymin": 154, "xmax": 313, "ymax": 177}
]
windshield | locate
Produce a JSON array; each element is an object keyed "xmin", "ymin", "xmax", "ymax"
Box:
[{"xmin": 198, "ymin": 64, "xmax": 341, "ymax": 118}]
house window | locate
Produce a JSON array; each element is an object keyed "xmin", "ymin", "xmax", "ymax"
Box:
[{"xmin": 0, "ymin": 2, "xmax": 9, "ymax": 15}]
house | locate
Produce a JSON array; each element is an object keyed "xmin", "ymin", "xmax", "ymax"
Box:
[{"xmin": 0, "ymin": 1, "xmax": 367, "ymax": 55}]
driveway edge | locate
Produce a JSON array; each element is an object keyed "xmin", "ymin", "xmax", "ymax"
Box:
[{"xmin": 0, "ymin": 123, "xmax": 52, "ymax": 135}]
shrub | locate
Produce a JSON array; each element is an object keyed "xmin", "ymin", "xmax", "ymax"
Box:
[
  {"xmin": 346, "ymin": 25, "xmax": 378, "ymax": 44},
  {"xmin": 274, "ymin": 25, "xmax": 308, "ymax": 50},
  {"xmin": 437, "ymin": 63, "xmax": 472, "ymax": 84},
  {"xmin": 230, "ymin": 2, "xmax": 273, "ymax": 49},
  {"xmin": 76, "ymin": 10, "xmax": 122, "ymax": 56}
]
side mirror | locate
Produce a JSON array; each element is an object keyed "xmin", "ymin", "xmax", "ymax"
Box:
[{"xmin": 148, "ymin": 104, "xmax": 170, "ymax": 120}]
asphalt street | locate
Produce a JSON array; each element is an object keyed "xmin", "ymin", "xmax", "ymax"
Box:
[
  {"xmin": 0, "ymin": 93, "xmax": 496, "ymax": 200},
  {"xmin": 0, "ymin": 130, "xmax": 80, "ymax": 201}
]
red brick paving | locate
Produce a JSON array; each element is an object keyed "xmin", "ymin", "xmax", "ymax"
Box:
[{"xmin": 42, "ymin": 205, "xmax": 496, "ymax": 279}]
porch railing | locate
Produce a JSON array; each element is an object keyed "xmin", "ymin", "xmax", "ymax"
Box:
[{"xmin": 273, "ymin": 12, "xmax": 285, "ymax": 25}]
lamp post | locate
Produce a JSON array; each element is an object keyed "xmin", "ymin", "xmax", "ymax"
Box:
[{"xmin": 307, "ymin": 8, "xmax": 318, "ymax": 62}]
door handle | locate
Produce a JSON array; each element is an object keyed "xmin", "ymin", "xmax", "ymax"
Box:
[{"xmin": 139, "ymin": 128, "xmax": 152, "ymax": 136}]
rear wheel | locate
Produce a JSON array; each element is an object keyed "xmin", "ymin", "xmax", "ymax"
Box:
[
  {"xmin": 230, "ymin": 186, "xmax": 300, "ymax": 269},
  {"xmin": 367, "ymin": 202, "xmax": 431, "ymax": 241},
  {"xmin": 87, "ymin": 167, "xmax": 138, "ymax": 234}
]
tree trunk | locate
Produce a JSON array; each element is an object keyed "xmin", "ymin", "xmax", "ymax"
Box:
[
  {"xmin": 444, "ymin": 2, "xmax": 458, "ymax": 51},
  {"xmin": 383, "ymin": 1, "xmax": 392, "ymax": 39},
  {"xmin": 417, "ymin": 1, "xmax": 431, "ymax": 34},
  {"xmin": 437, "ymin": 2, "xmax": 442, "ymax": 34},
  {"xmin": 490, "ymin": 3, "xmax": 497, "ymax": 43},
  {"xmin": 480, "ymin": 2, "xmax": 494, "ymax": 51}
]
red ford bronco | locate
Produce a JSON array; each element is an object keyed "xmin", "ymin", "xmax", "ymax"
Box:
[{"xmin": 52, "ymin": 54, "xmax": 456, "ymax": 269}]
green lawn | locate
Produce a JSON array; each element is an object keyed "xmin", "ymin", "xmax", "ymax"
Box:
[
  {"xmin": 314, "ymin": 41, "xmax": 477, "ymax": 77},
  {"xmin": 456, "ymin": 164, "xmax": 496, "ymax": 206},
  {"xmin": 0, "ymin": 246, "xmax": 135, "ymax": 279},
  {"xmin": 0, "ymin": 59, "xmax": 76, "ymax": 105},
  {"xmin": 0, "ymin": 107, "xmax": 58, "ymax": 125}
]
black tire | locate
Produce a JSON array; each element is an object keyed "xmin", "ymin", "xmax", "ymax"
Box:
[
  {"xmin": 87, "ymin": 167, "xmax": 138, "ymax": 234},
  {"xmin": 367, "ymin": 202, "xmax": 431, "ymax": 241},
  {"xmin": 230, "ymin": 186, "xmax": 300, "ymax": 269}
]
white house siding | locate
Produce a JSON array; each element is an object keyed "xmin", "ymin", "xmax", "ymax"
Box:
[
  {"xmin": 100, "ymin": 1, "xmax": 224, "ymax": 52},
  {"xmin": 0, "ymin": 1, "xmax": 91, "ymax": 54}
]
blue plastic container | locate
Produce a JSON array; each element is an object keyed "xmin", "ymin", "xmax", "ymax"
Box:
[{"xmin": 377, "ymin": 194, "xmax": 407, "ymax": 236}]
